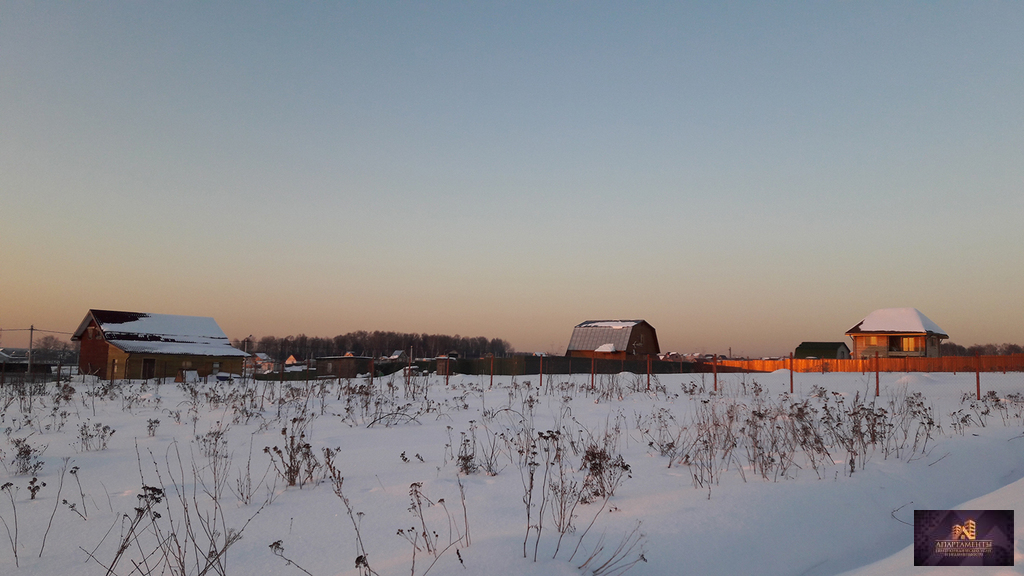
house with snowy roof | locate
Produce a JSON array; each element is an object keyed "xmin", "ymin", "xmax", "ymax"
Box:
[
  {"xmin": 0, "ymin": 348, "xmax": 30, "ymax": 373},
  {"xmin": 845, "ymin": 308, "xmax": 948, "ymax": 358},
  {"xmin": 251, "ymin": 352, "xmax": 275, "ymax": 373},
  {"xmin": 72, "ymin": 309, "xmax": 249, "ymax": 380},
  {"xmin": 565, "ymin": 320, "xmax": 660, "ymax": 360}
]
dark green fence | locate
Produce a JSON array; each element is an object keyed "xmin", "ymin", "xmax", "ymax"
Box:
[
  {"xmin": 421, "ymin": 356, "xmax": 704, "ymax": 376},
  {"xmin": 294, "ymin": 356, "xmax": 750, "ymax": 379}
]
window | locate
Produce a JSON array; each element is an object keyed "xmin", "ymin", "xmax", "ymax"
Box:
[
  {"xmin": 904, "ymin": 337, "xmax": 923, "ymax": 352},
  {"xmin": 866, "ymin": 336, "xmax": 882, "ymax": 346},
  {"xmin": 182, "ymin": 361, "xmax": 192, "ymax": 369},
  {"xmin": 888, "ymin": 337, "xmax": 923, "ymax": 352}
]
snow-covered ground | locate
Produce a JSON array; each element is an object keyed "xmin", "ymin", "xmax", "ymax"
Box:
[{"xmin": 1, "ymin": 370, "xmax": 1022, "ymax": 575}]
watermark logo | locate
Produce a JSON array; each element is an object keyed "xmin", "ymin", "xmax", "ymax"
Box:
[
  {"xmin": 915, "ymin": 510, "xmax": 1013, "ymax": 566},
  {"xmin": 952, "ymin": 519, "xmax": 976, "ymax": 541}
]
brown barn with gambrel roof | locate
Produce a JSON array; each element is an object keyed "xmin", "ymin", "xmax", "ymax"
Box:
[{"xmin": 565, "ymin": 320, "xmax": 660, "ymax": 360}]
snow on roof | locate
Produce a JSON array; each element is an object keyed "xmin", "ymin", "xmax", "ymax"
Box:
[
  {"xmin": 73, "ymin": 309, "xmax": 250, "ymax": 357},
  {"xmin": 594, "ymin": 343, "xmax": 617, "ymax": 353},
  {"xmin": 846, "ymin": 308, "xmax": 948, "ymax": 336},
  {"xmin": 576, "ymin": 320, "xmax": 640, "ymax": 329},
  {"xmin": 0, "ymin": 349, "xmax": 27, "ymax": 363}
]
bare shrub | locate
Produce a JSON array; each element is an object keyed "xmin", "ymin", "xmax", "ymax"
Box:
[{"xmin": 264, "ymin": 415, "xmax": 321, "ymax": 488}]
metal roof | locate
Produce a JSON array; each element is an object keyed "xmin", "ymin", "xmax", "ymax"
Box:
[
  {"xmin": 566, "ymin": 320, "xmax": 645, "ymax": 353},
  {"xmin": 72, "ymin": 309, "xmax": 249, "ymax": 357}
]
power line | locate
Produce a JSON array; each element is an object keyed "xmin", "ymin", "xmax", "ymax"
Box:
[{"xmin": 0, "ymin": 328, "xmax": 73, "ymax": 335}]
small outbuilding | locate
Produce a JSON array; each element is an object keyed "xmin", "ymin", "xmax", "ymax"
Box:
[
  {"xmin": 565, "ymin": 320, "xmax": 660, "ymax": 360},
  {"xmin": 845, "ymin": 308, "xmax": 948, "ymax": 358},
  {"xmin": 794, "ymin": 342, "xmax": 851, "ymax": 360},
  {"xmin": 72, "ymin": 309, "xmax": 249, "ymax": 380}
]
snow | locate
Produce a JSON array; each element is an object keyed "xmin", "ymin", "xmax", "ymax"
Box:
[
  {"xmin": 85, "ymin": 311, "xmax": 250, "ymax": 357},
  {"xmin": 1, "ymin": 370, "xmax": 1022, "ymax": 576},
  {"xmin": 97, "ymin": 313, "xmax": 227, "ymax": 339},
  {"xmin": 851, "ymin": 308, "xmax": 948, "ymax": 336},
  {"xmin": 578, "ymin": 321, "xmax": 637, "ymax": 329},
  {"xmin": 594, "ymin": 343, "xmax": 617, "ymax": 352},
  {"xmin": 109, "ymin": 339, "xmax": 251, "ymax": 357}
]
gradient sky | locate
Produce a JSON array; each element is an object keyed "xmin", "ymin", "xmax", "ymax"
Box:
[{"xmin": 2, "ymin": 2, "xmax": 1022, "ymax": 356}]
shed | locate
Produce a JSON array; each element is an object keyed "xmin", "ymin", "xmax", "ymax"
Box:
[
  {"xmin": 794, "ymin": 342, "xmax": 851, "ymax": 360},
  {"xmin": 565, "ymin": 320, "xmax": 660, "ymax": 360},
  {"xmin": 845, "ymin": 308, "xmax": 948, "ymax": 358},
  {"xmin": 71, "ymin": 309, "xmax": 249, "ymax": 380}
]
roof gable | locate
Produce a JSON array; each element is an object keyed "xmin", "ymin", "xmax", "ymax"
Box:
[{"xmin": 846, "ymin": 308, "xmax": 948, "ymax": 337}]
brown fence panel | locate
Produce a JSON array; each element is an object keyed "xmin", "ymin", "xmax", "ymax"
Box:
[{"xmin": 718, "ymin": 354, "xmax": 1024, "ymax": 374}]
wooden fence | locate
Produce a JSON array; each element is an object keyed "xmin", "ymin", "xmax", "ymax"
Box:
[{"xmin": 718, "ymin": 354, "xmax": 1024, "ymax": 374}]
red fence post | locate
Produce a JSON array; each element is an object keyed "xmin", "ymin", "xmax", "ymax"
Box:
[
  {"xmin": 713, "ymin": 354, "xmax": 718, "ymax": 393},
  {"xmin": 875, "ymin": 351, "xmax": 880, "ymax": 397},
  {"xmin": 539, "ymin": 354, "xmax": 543, "ymax": 389},
  {"xmin": 647, "ymin": 354, "xmax": 651, "ymax": 392},
  {"xmin": 789, "ymin": 352, "xmax": 794, "ymax": 394},
  {"xmin": 489, "ymin": 355, "xmax": 494, "ymax": 389},
  {"xmin": 590, "ymin": 357, "xmax": 595, "ymax": 390},
  {"xmin": 976, "ymin": 352, "xmax": 981, "ymax": 400}
]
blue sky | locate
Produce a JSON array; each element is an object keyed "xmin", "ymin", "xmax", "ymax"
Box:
[{"xmin": 2, "ymin": 2, "xmax": 1022, "ymax": 355}]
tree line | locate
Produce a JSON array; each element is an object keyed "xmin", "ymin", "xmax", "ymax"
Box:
[
  {"xmin": 235, "ymin": 331, "xmax": 515, "ymax": 362},
  {"xmin": 940, "ymin": 342, "xmax": 1024, "ymax": 356}
]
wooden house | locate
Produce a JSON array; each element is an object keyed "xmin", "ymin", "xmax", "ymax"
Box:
[
  {"xmin": 72, "ymin": 309, "xmax": 249, "ymax": 380},
  {"xmin": 565, "ymin": 320, "xmax": 660, "ymax": 360},
  {"xmin": 845, "ymin": 308, "xmax": 948, "ymax": 358},
  {"xmin": 250, "ymin": 352, "xmax": 275, "ymax": 374}
]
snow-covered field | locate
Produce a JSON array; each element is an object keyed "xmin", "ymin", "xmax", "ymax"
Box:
[{"xmin": 1, "ymin": 370, "xmax": 1022, "ymax": 576}]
